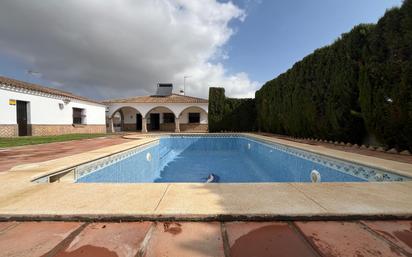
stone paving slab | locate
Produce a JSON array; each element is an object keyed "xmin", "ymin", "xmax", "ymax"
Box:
[
  {"xmin": 225, "ymin": 222, "xmax": 318, "ymax": 257},
  {"xmin": 144, "ymin": 222, "xmax": 225, "ymax": 257},
  {"xmin": 1, "ymin": 182, "xmax": 412, "ymax": 220},
  {"xmin": 295, "ymin": 221, "xmax": 410, "ymax": 257},
  {"xmin": 53, "ymin": 222, "xmax": 152, "ymax": 257},
  {"xmin": 0, "ymin": 183, "xmax": 168, "ymax": 216},
  {"xmin": 290, "ymin": 182, "xmax": 412, "ymax": 216},
  {"xmin": 155, "ymin": 183, "xmax": 327, "ymax": 217},
  {"xmin": 0, "ymin": 222, "xmax": 83, "ymax": 257},
  {"xmin": 361, "ymin": 220, "xmax": 412, "ymax": 254}
]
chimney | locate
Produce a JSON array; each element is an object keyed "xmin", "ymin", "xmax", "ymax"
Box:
[{"xmin": 155, "ymin": 83, "xmax": 173, "ymax": 96}]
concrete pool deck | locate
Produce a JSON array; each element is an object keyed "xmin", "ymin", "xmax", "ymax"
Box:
[{"xmin": 0, "ymin": 133, "xmax": 411, "ymax": 221}]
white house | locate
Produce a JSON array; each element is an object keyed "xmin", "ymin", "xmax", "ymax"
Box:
[
  {"xmin": 0, "ymin": 78, "xmax": 208, "ymax": 137},
  {"xmin": 105, "ymin": 84, "xmax": 208, "ymax": 133},
  {"xmin": 0, "ymin": 76, "xmax": 106, "ymax": 137}
]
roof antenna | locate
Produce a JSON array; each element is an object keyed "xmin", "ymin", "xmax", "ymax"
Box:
[{"xmin": 26, "ymin": 70, "xmax": 42, "ymax": 78}]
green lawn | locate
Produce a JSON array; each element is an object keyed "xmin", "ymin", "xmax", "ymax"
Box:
[{"xmin": 0, "ymin": 133, "xmax": 108, "ymax": 148}]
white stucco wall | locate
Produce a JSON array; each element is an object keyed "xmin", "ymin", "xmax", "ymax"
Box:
[{"xmin": 0, "ymin": 87, "xmax": 106, "ymax": 125}]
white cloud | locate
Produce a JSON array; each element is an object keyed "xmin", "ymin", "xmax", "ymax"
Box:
[
  {"xmin": 0, "ymin": 0, "xmax": 258, "ymax": 99},
  {"xmin": 175, "ymin": 62, "xmax": 258, "ymax": 98}
]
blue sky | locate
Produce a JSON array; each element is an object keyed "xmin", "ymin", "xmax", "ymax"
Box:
[
  {"xmin": 0, "ymin": 0, "xmax": 404, "ymax": 99},
  {"xmin": 222, "ymin": 0, "xmax": 403, "ymax": 84}
]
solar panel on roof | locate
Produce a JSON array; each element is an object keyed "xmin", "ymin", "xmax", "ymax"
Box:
[{"xmin": 155, "ymin": 83, "xmax": 173, "ymax": 96}]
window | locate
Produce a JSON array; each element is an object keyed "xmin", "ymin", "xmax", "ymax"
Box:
[
  {"xmin": 72, "ymin": 108, "xmax": 84, "ymax": 124},
  {"xmin": 163, "ymin": 113, "xmax": 174, "ymax": 123},
  {"xmin": 188, "ymin": 112, "xmax": 200, "ymax": 123}
]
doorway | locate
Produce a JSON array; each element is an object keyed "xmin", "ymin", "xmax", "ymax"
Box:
[
  {"xmin": 16, "ymin": 100, "xmax": 29, "ymax": 136},
  {"xmin": 150, "ymin": 113, "xmax": 160, "ymax": 131},
  {"xmin": 136, "ymin": 113, "xmax": 142, "ymax": 131}
]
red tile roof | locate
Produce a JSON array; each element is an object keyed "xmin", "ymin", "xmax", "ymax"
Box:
[
  {"xmin": 104, "ymin": 94, "xmax": 208, "ymax": 104},
  {"xmin": 0, "ymin": 76, "xmax": 102, "ymax": 104}
]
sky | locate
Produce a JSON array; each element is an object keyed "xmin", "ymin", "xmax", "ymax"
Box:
[{"xmin": 0, "ymin": 0, "xmax": 404, "ymax": 100}]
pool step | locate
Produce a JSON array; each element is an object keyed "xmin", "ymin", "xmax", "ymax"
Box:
[{"xmin": 160, "ymin": 147, "xmax": 172, "ymax": 160}]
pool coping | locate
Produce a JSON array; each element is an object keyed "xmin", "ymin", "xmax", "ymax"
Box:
[
  {"xmin": 245, "ymin": 133, "xmax": 412, "ymax": 178},
  {"xmin": 1, "ymin": 132, "xmax": 412, "ymax": 221}
]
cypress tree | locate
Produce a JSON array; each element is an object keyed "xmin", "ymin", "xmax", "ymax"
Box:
[{"xmin": 255, "ymin": 0, "xmax": 411, "ymax": 150}]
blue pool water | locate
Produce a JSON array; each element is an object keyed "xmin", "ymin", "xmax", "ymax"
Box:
[{"xmin": 75, "ymin": 135, "xmax": 407, "ymax": 183}]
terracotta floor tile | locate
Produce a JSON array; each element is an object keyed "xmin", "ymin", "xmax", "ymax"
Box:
[
  {"xmin": 361, "ymin": 220, "xmax": 412, "ymax": 254},
  {"xmin": 1, "ymin": 221, "xmax": 411, "ymax": 257},
  {"xmin": 54, "ymin": 222, "xmax": 152, "ymax": 257},
  {"xmin": 0, "ymin": 222, "xmax": 17, "ymax": 232},
  {"xmin": 296, "ymin": 221, "xmax": 409, "ymax": 257},
  {"xmin": 0, "ymin": 136, "xmax": 130, "ymax": 172},
  {"xmin": 144, "ymin": 222, "xmax": 224, "ymax": 257},
  {"xmin": 225, "ymin": 222, "xmax": 318, "ymax": 257},
  {"xmin": 0, "ymin": 222, "xmax": 82, "ymax": 257}
]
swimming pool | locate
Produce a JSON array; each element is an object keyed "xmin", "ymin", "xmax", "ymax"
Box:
[{"xmin": 74, "ymin": 135, "xmax": 408, "ymax": 183}]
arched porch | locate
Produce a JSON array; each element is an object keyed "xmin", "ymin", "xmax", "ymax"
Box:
[
  {"xmin": 108, "ymin": 106, "xmax": 143, "ymax": 132},
  {"xmin": 145, "ymin": 106, "xmax": 177, "ymax": 132},
  {"xmin": 106, "ymin": 102, "xmax": 208, "ymax": 133},
  {"xmin": 177, "ymin": 106, "xmax": 208, "ymax": 132}
]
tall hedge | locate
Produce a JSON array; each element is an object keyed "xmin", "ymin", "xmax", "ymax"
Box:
[
  {"xmin": 255, "ymin": 24, "xmax": 370, "ymax": 143},
  {"xmin": 208, "ymin": 87, "xmax": 256, "ymax": 132},
  {"xmin": 208, "ymin": 87, "xmax": 226, "ymax": 132},
  {"xmin": 253, "ymin": 0, "xmax": 412, "ymax": 150},
  {"xmin": 358, "ymin": 0, "xmax": 412, "ymax": 150}
]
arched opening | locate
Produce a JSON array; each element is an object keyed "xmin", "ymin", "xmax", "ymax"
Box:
[
  {"xmin": 112, "ymin": 110, "xmax": 123, "ymax": 132},
  {"xmin": 178, "ymin": 106, "xmax": 208, "ymax": 132},
  {"xmin": 110, "ymin": 106, "xmax": 142, "ymax": 132},
  {"xmin": 145, "ymin": 106, "xmax": 176, "ymax": 132}
]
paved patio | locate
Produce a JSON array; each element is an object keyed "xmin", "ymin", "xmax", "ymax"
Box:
[
  {"xmin": 0, "ymin": 135, "xmax": 131, "ymax": 172},
  {"xmin": 0, "ymin": 220, "xmax": 410, "ymax": 257}
]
